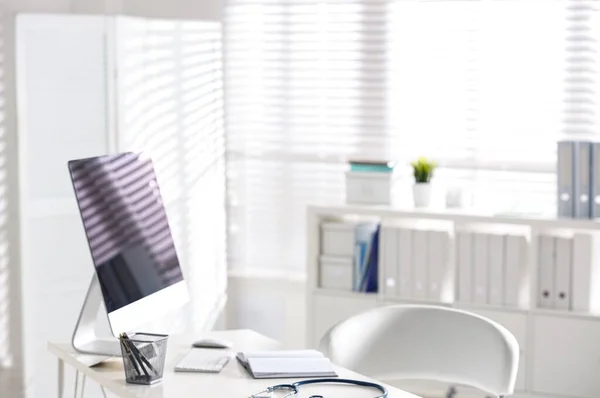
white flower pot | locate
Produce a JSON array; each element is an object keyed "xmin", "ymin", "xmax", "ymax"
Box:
[{"xmin": 412, "ymin": 183, "xmax": 432, "ymax": 208}]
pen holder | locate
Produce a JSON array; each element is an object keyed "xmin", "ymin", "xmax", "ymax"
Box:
[{"xmin": 120, "ymin": 333, "xmax": 168, "ymax": 385}]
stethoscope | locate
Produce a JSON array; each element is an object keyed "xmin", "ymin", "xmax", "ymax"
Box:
[{"xmin": 249, "ymin": 378, "xmax": 388, "ymax": 398}]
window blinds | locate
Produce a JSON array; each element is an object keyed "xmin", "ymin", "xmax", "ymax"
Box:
[
  {"xmin": 224, "ymin": 0, "xmax": 600, "ymax": 272},
  {"xmin": 115, "ymin": 17, "xmax": 227, "ymax": 330}
]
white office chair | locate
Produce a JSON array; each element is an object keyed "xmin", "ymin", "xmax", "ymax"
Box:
[{"xmin": 319, "ymin": 305, "xmax": 519, "ymax": 398}]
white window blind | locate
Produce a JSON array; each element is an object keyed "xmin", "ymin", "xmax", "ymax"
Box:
[
  {"xmin": 224, "ymin": 0, "xmax": 600, "ymax": 272},
  {"xmin": 115, "ymin": 16, "xmax": 227, "ymax": 330}
]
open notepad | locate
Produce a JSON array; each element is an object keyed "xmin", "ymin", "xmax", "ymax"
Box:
[{"xmin": 236, "ymin": 350, "xmax": 338, "ymax": 379}]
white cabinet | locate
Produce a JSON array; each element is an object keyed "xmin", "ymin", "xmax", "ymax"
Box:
[
  {"xmin": 532, "ymin": 315, "xmax": 600, "ymax": 398},
  {"xmin": 311, "ymin": 293, "xmax": 378, "ymax": 347}
]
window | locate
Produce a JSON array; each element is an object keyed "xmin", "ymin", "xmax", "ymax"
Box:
[
  {"xmin": 224, "ymin": 0, "xmax": 600, "ymax": 272},
  {"xmin": 115, "ymin": 16, "xmax": 227, "ymax": 329}
]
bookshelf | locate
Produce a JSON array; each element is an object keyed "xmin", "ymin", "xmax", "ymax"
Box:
[{"xmin": 306, "ymin": 204, "xmax": 600, "ymax": 398}]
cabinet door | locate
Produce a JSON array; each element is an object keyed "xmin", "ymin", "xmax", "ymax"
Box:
[
  {"xmin": 532, "ymin": 315, "xmax": 600, "ymax": 398},
  {"xmin": 470, "ymin": 309, "xmax": 527, "ymax": 391},
  {"xmin": 311, "ymin": 293, "xmax": 378, "ymax": 348}
]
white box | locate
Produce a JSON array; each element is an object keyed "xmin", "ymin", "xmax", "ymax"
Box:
[
  {"xmin": 319, "ymin": 255, "xmax": 353, "ymax": 290},
  {"xmin": 321, "ymin": 222, "xmax": 355, "ymax": 256},
  {"xmin": 345, "ymin": 171, "xmax": 395, "ymax": 205}
]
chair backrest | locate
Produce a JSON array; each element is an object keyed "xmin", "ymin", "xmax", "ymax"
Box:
[{"xmin": 319, "ymin": 305, "xmax": 519, "ymax": 397}]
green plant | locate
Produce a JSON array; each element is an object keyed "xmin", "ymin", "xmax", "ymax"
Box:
[{"xmin": 410, "ymin": 157, "xmax": 437, "ymax": 183}]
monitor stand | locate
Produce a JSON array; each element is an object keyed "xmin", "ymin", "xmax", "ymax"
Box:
[{"xmin": 72, "ymin": 273, "xmax": 121, "ymax": 357}]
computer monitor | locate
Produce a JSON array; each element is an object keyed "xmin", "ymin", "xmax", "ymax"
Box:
[{"xmin": 68, "ymin": 152, "xmax": 189, "ymax": 338}]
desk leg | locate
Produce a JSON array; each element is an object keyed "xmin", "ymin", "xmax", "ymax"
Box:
[{"xmin": 57, "ymin": 359, "xmax": 64, "ymax": 398}]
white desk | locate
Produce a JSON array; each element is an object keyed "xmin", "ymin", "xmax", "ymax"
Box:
[{"xmin": 48, "ymin": 329, "xmax": 420, "ymax": 398}]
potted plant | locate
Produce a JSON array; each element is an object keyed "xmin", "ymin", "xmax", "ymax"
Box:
[{"xmin": 410, "ymin": 157, "xmax": 437, "ymax": 208}]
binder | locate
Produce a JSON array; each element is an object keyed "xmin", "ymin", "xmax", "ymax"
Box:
[
  {"xmin": 457, "ymin": 231, "xmax": 473, "ymax": 302},
  {"xmin": 488, "ymin": 234, "xmax": 505, "ymax": 306},
  {"xmin": 353, "ymin": 223, "xmax": 378, "ymax": 291},
  {"xmin": 359, "ymin": 226, "xmax": 380, "ymax": 293},
  {"xmin": 381, "ymin": 226, "xmax": 399, "ymax": 296},
  {"xmin": 591, "ymin": 143, "xmax": 600, "ymax": 218},
  {"xmin": 554, "ymin": 236, "xmax": 572, "ymax": 310},
  {"xmin": 557, "ymin": 141, "xmax": 574, "ymax": 217},
  {"xmin": 398, "ymin": 228, "xmax": 413, "ymax": 298},
  {"xmin": 427, "ymin": 230, "xmax": 449, "ymax": 300},
  {"xmin": 473, "ymin": 233, "xmax": 489, "ymax": 304},
  {"xmin": 505, "ymin": 234, "xmax": 526, "ymax": 307},
  {"xmin": 572, "ymin": 233, "xmax": 600, "ymax": 313},
  {"xmin": 574, "ymin": 141, "xmax": 592, "ymax": 219},
  {"xmin": 538, "ymin": 235, "xmax": 556, "ymax": 309},
  {"xmin": 412, "ymin": 229, "xmax": 428, "ymax": 299}
]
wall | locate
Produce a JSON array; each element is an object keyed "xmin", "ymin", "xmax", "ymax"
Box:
[{"xmin": 226, "ymin": 273, "xmax": 307, "ymax": 349}]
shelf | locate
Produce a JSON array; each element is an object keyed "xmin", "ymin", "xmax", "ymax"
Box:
[
  {"xmin": 383, "ymin": 296, "xmax": 453, "ymax": 306},
  {"xmin": 313, "ymin": 288, "xmax": 378, "ymax": 300},
  {"xmin": 531, "ymin": 308, "xmax": 600, "ymax": 321},
  {"xmin": 454, "ymin": 302, "xmax": 529, "ymax": 315},
  {"xmin": 310, "ymin": 204, "xmax": 600, "ymax": 230}
]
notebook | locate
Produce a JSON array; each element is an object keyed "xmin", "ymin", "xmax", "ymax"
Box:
[{"xmin": 236, "ymin": 350, "xmax": 337, "ymax": 379}]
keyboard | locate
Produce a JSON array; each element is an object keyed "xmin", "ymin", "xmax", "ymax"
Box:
[{"xmin": 174, "ymin": 349, "xmax": 233, "ymax": 373}]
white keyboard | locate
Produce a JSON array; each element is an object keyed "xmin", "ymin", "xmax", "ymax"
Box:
[{"xmin": 174, "ymin": 349, "xmax": 233, "ymax": 373}]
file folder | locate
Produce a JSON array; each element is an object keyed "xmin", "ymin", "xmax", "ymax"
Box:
[
  {"xmin": 488, "ymin": 234, "xmax": 505, "ymax": 306},
  {"xmin": 412, "ymin": 229, "xmax": 428, "ymax": 299},
  {"xmin": 574, "ymin": 141, "xmax": 592, "ymax": 219},
  {"xmin": 381, "ymin": 226, "xmax": 398, "ymax": 296},
  {"xmin": 398, "ymin": 228, "xmax": 413, "ymax": 298},
  {"xmin": 473, "ymin": 233, "xmax": 489, "ymax": 304},
  {"xmin": 554, "ymin": 236, "xmax": 572, "ymax": 310},
  {"xmin": 505, "ymin": 234, "xmax": 526, "ymax": 307},
  {"xmin": 538, "ymin": 235, "xmax": 556, "ymax": 309},
  {"xmin": 591, "ymin": 143, "xmax": 600, "ymax": 218},
  {"xmin": 572, "ymin": 233, "xmax": 600, "ymax": 313},
  {"xmin": 557, "ymin": 141, "xmax": 574, "ymax": 218},
  {"xmin": 457, "ymin": 231, "xmax": 473, "ymax": 302},
  {"xmin": 427, "ymin": 230, "xmax": 449, "ymax": 301}
]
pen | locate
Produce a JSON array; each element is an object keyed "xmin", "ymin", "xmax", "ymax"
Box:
[
  {"xmin": 119, "ymin": 333, "xmax": 142, "ymax": 376},
  {"xmin": 122, "ymin": 333, "xmax": 154, "ymax": 376}
]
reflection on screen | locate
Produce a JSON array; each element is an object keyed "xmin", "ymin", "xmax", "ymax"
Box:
[{"xmin": 68, "ymin": 152, "xmax": 183, "ymax": 313}]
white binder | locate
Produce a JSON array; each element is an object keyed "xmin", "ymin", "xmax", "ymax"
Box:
[
  {"xmin": 457, "ymin": 231, "xmax": 473, "ymax": 303},
  {"xmin": 574, "ymin": 141, "xmax": 592, "ymax": 219},
  {"xmin": 505, "ymin": 234, "xmax": 526, "ymax": 307},
  {"xmin": 398, "ymin": 228, "xmax": 413, "ymax": 298},
  {"xmin": 591, "ymin": 142, "xmax": 600, "ymax": 218},
  {"xmin": 488, "ymin": 234, "xmax": 505, "ymax": 306},
  {"xmin": 554, "ymin": 236, "xmax": 573, "ymax": 310},
  {"xmin": 412, "ymin": 229, "xmax": 428, "ymax": 299},
  {"xmin": 473, "ymin": 233, "xmax": 489, "ymax": 304},
  {"xmin": 381, "ymin": 226, "xmax": 398, "ymax": 296},
  {"xmin": 572, "ymin": 233, "xmax": 600, "ymax": 313},
  {"xmin": 557, "ymin": 141, "xmax": 574, "ymax": 217},
  {"xmin": 427, "ymin": 230, "xmax": 449, "ymax": 301},
  {"xmin": 538, "ymin": 235, "xmax": 556, "ymax": 309}
]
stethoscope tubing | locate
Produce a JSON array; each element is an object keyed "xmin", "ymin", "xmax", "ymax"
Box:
[{"xmin": 268, "ymin": 378, "xmax": 388, "ymax": 398}]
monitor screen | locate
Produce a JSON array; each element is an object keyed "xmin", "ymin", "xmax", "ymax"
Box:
[{"xmin": 68, "ymin": 152, "xmax": 184, "ymax": 313}]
